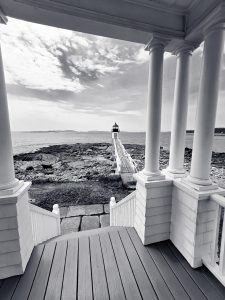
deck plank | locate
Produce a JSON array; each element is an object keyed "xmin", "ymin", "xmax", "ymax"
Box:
[
  {"xmin": 0, "ymin": 276, "xmax": 20, "ymax": 300},
  {"xmin": 2, "ymin": 227, "xmax": 225, "ymax": 300},
  {"xmin": 158, "ymin": 241, "xmax": 207, "ymax": 300},
  {"xmin": 90, "ymin": 235, "xmax": 109, "ymax": 300},
  {"xmin": 167, "ymin": 241, "xmax": 225, "ymax": 300},
  {"xmin": 45, "ymin": 241, "xmax": 67, "ymax": 300},
  {"xmin": 61, "ymin": 239, "xmax": 78, "ymax": 300},
  {"xmin": 147, "ymin": 243, "xmax": 190, "ymax": 300},
  {"xmin": 99, "ymin": 232, "xmax": 126, "ymax": 300},
  {"xmin": 200, "ymin": 266, "xmax": 225, "ymax": 298},
  {"xmin": 109, "ymin": 230, "xmax": 142, "ymax": 300},
  {"xmin": 77, "ymin": 236, "xmax": 93, "ymax": 300},
  {"xmin": 11, "ymin": 244, "xmax": 44, "ymax": 300},
  {"xmin": 127, "ymin": 227, "xmax": 174, "ymax": 300},
  {"xmin": 119, "ymin": 229, "xmax": 158, "ymax": 300},
  {"xmin": 28, "ymin": 242, "xmax": 56, "ymax": 300},
  {"xmin": 0, "ymin": 279, "xmax": 4, "ymax": 288}
]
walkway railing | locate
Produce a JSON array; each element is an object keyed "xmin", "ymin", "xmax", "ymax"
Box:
[
  {"xmin": 110, "ymin": 191, "xmax": 136, "ymax": 227},
  {"xmin": 30, "ymin": 203, "xmax": 61, "ymax": 245},
  {"xmin": 203, "ymin": 194, "xmax": 225, "ymax": 286}
]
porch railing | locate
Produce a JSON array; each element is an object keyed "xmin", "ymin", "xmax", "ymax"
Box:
[
  {"xmin": 30, "ymin": 203, "xmax": 61, "ymax": 245},
  {"xmin": 110, "ymin": 191, "xmax": 136, "ymax": 227},
  {"xmin": 203, "ymin": 194, "xmax": 225, "ymax": 286}
]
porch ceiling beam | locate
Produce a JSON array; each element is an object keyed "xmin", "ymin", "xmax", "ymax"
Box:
[
  {"xmin": 0, "ymin": 1, "xmax": 224, "ymax": 49},
  {"xmin": 0, "ymin": 0, "xmax": 185, "ymax": 46}
]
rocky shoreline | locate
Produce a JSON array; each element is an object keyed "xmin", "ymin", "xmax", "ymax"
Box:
[{"xmin": 14, "ymin": 143, "xmax": 225, "ymax": 210}]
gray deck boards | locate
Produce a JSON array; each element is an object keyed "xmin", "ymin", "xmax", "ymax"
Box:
[{"xmin": 1, "ymin": 227, "xmax": 225, "ymax": 300}]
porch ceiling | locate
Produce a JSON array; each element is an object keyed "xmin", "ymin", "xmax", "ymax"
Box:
[{"xmin": 0, "ymin": 0, "xmax": 224, "ymax": 49}]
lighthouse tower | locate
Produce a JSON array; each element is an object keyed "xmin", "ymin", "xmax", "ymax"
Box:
[{"xmin": 112, "ymin": 122, "xmax": 120, "ymax": 139}]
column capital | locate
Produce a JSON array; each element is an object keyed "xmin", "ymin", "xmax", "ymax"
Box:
[
  {"xmin": 145, "ymin": 33, "xmax": 170, "ymax": 53},
  {"xmin": 172, "ymin": 41, "xmax": 199, "ymax": 56},
  {"xmin": 203, "ymin": 21, "xmax": 225, "ymax": 39}
]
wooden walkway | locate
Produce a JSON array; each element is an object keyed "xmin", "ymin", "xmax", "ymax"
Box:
[
  {"xmin": 114, "ymin": 139, "xmax": 135, "ymax": 173},
  {"xmin": 1, "ymin": 227, "xmax": 225, "ymax": 300}
]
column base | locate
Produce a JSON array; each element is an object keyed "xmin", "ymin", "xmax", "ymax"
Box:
[
  {"xmin": 171, "ymin": 179, "xmax": 225, "ymax": 268},
  {"xmin": 134, "ymin": 172, "xmax": 172, "ymax": 245},
  {"xmin": 162, "ymin": 168, "xmax": 187, "ymax": 179},
  {"xmin": 183, "ymin": 175, "xmax": 218, "ymax": 191},
  {"xmin": 0, "ymin": 181, "xmax": 34, "ymax": 279},
  {"xmin": 0, "ymin": 180, "xmax": 25, "ymax": 196},
  {"xmin": 136, "ymin": 170, "xmax": 165, "ymax": 182}
]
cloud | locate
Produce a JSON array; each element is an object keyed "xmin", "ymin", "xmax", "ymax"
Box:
[{"xmin": 1, "ymin": 18, "xmax": 225, "ymax": 131}]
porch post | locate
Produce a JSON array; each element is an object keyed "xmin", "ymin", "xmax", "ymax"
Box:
[
  {"xmin": 0, "ymin": 37, "xmax": 34, "ymax": 279},
  {"xmin": 142, "ymin": 34, "xmax": 169, "ymax": 181},
  {"xmin": 165, "ymin": 43, "xmax": 196, "ymax": 178},
  {"xmin": 0, "ymin": 44, "xmax": 19, "ymax": 191},
  {"xmin": 134, "ymin": 35, "xmax": 173, "ymax": 245},
  {"xmin": 188, "ymin": 24, "xmax": 225, "ymax": 188}
]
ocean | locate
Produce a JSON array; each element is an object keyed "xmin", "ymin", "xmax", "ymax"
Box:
[{"xmin": 12, "ymin": 131, "xmax": 225, "ymax": 155}]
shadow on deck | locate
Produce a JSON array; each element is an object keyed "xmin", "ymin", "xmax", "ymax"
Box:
[{"xmin": 1, "ymin": 227, "xmax": 225, "ymax": 300}]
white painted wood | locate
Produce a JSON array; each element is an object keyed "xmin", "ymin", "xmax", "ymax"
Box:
[
  {"xmin": 0, "ymin": 43, "xmax": 18, "ymax": 190},
  {"xmin": 202, "ymin": 194, "xmax": 225, "ymax": 285},
  {"xmin": 188, "ymin": 25, "xmax": 225, "ymax": 186},
  {"xmin": 110, "ymin": 191, "xmax": 136, "ymax": 227},
  {"xmin": 203, "ymin": 257, "xmax": 225, "ymax": 287},
  {"xmin": 166, "ymin": 43, "xmax": 194, "ymax": 177},
  {"xmin": 29, "ymin": 204, "xmax": 61, "ymax": 245},
  {"xmin": 143, "ymin": 34, "xmax": 168, "ymax": 179}
]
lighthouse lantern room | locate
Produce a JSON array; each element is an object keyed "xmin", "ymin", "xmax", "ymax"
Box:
[{"xmin": 112, "ymin": 122, "xmax": 120, "ymax": 139}]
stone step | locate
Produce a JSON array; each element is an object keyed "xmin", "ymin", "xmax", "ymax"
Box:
[{"xmin": 59, "ymin": 204, "xmax": 110, "ymax": 235}]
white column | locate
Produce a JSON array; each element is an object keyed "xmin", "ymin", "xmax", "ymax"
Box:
[
  {"xmin": 142, "ymin": 35, "xmax": 168, "ymax": 180},
  {"xmin": 0, "ymin": 44, "xmax": 18, "ymax": 191},
  {"xmin": 188, "ymin": 25, "xmax": 225, "ymax": 186},
  {"xmin": 166, "ymin": 44, "xmax": 195, "ymax": 177}
]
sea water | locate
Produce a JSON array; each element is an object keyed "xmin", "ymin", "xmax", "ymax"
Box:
[{"xmin": 12, "ymin": 131, "xmax": 225, "ymax": 155}]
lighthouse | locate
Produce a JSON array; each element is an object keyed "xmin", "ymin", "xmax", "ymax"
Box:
[{"xmin": 112, "ymin": 122, "xmax": 120, "ymax": 139}]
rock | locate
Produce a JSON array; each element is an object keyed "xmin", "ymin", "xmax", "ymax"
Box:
[
  {"xmin": 104, "ymin": 204, "xmax": 110, "ymax": 214},
  {"xmin": 42, "ymin": 163, "xmax": 53, "ymax": 169},
  {"xmin": 61, "ymin": 217, "xmax": 81, "ymax": 234},
  {"xmin": 59, "ymin": 206, "xmax": 68, "ymax": 218},
  {"xmin": 80, "ymin": 216, "xmax": 99, "ymax": 231},
  {"xmin": 67, "ymin": 204, "xmax": 104, "ymax": 217},
  {"xmin": 34, "ymin": 165, "xmax": 43, "ymax": 172},
  {"xmin": 41, "ymin": 153, "xmax": 58, "ymax": 164},
  {"xmin": 67, "ymin": 205, "xmax": 86, "ymax": 217},
  {"xmin": 106, "ymin": 145, "xmax": 113, "ymax": 153},
  {"xmin": 26, "ymin": 166, "xmax": 34, "ymax": 171},
  {"xmin": 100, "ymin": 214, "xmax": 110, "ymax": 227},
  {"xmin": 85, "ymin": 204, "xmax": 103, "ymax": 215},
  {"xmin": 43, "ymin": 169, "xmax": 54, "ymax": 175}
]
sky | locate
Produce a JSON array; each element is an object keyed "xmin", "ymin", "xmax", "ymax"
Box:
[{"xmin": 0, "ymin": 18, "xmax": 225, "ymax": 132}]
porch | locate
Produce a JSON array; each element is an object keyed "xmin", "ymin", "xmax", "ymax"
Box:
[
  {"xmin": 1, "ymin": 227, "xmax": 225, "ymax": 300},
  {"xmin": 1, "ymin": 0, "xmax": 225, "ymax": 295}
]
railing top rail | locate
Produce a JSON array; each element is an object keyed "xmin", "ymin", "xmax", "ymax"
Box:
[
  {"xmin": 29, "ymin": 203, "xmax": 59, "ymax": 219},
  {"xmin": 210, "ymin": 194, "xmax": 225, "ymax": 208},
  {"xmin": 111, "ymin": 191, "xmax": 136, "ymax": 209}
]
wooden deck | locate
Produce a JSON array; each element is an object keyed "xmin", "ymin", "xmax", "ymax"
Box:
[{"xmin": 1, "ymin": 227, "xmax": 225, "ymax": 300}]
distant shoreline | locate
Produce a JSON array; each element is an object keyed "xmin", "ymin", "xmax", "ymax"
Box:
[{"xmin": 12, "ymin": 129, "xmax": 225, "ymax": 136}]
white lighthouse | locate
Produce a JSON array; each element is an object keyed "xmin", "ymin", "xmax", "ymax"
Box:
[{"xmin": 112, "ymin": 122, "xmax": 120, "ymax": 139}]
